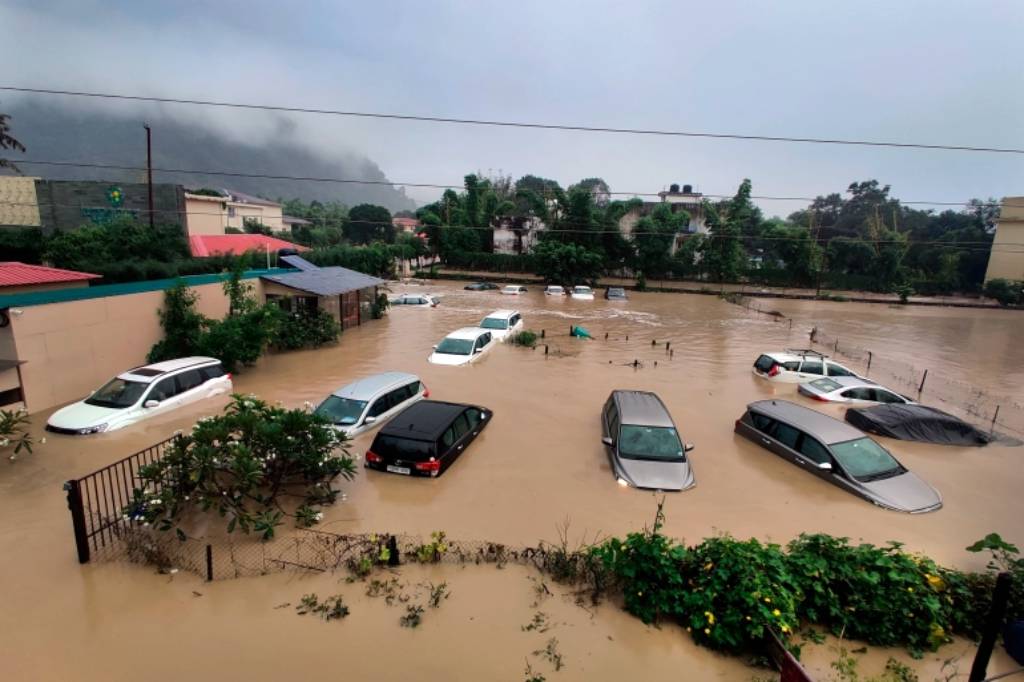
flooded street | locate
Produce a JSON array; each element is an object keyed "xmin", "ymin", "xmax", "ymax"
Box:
[{"xmin": 3, "ymin": 282, "xmax": 1022, "ymax": 680}]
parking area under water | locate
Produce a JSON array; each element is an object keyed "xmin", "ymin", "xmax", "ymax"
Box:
[{"xmin": 2, "ymin": 282, "xmax": 1022, "ymax": 680}]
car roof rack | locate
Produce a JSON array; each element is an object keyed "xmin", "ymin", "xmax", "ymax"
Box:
[{"xmin": 785, "ymin": 348, "xmax": 829, "ymax": 358}]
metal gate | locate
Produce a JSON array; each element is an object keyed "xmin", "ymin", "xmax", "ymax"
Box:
[{"xmin": 64, "ymin": 436, "xmax": 176, "ymax": 563}]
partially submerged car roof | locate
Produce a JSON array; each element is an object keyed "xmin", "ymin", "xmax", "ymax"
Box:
[
  {"xmin": 332, "ymin": 372, "xmax": 419, "ymax": 400},
  {"xmin": 379, "ymin": 400, "xmax": 471, "ymax": 441},
  {"xmin": 483, "ymin": 309, "xmax": 518, "ymax": 320},
  {"xmin": 613, "ymin": 390, "xmax": 674, "ymax": 428},
  {"xmin": 747, "ymin": 399, "xmax": 863, "ymax": 444},
  {"xmin": 447, "ymin": 327, "xmax": 490, "ymax": 340},
  {"xmin": 814, "ymin": 376, "xmax": 877, "ymax": 388},
  {"xmin": 120, "ymin": 356, "xmax": 220, "ymax": 383}
]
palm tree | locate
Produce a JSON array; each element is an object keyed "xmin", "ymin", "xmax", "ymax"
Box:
[{"xmin": 1, "ymin": 113, "xmax": 27, "ymax": 173}]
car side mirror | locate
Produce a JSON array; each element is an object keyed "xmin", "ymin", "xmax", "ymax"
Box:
[
  {"xmin": 432, "ymin": 345, "xmax": 438, "ymax": 350},
  {"xmin": 684, "ymin": 442, "xmax": 695, "ymax": 452},
  {"xmin": 474, "ymin": 348, "xmax": 483, "ymax": 354},
  {"xmin": 817, "ymin": 462, "xmax": 832, "ymax": 471},
  {"xmin": 363, "ymin": 416, "xmax": 376, "ymax": 425},
  {"xmin": 601, "ymin": 436, "xmax": 614, "ymax": 447},
  {"xmin": 144, "ymin": 400, "xmax": 159, "ymax": 408}
]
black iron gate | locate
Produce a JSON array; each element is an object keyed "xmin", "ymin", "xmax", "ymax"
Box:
[{"xmin": 64, "ymin": 436, "xmax": 176, "ymax": 563}]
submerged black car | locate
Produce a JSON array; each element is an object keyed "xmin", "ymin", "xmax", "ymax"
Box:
[
  {"xmin": 365, "ymin": 400, "xmax": 492, "ymax": 477},
  {"xmin": 464, "ymin": 282, "xmax": 499, "ymax": 291}
]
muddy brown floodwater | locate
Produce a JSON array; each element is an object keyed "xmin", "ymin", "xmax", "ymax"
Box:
[{"xmin": 2, "ymin": 282, "xmax": 1022, "ymax": 680}]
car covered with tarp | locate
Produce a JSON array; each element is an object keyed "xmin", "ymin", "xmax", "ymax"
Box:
[{"xmin": 844, "ymin": 404, "xmax": 1022, "ymax": 447}]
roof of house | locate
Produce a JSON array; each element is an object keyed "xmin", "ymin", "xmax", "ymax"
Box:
[
  {"xmin": 225, "ymin": 189, "xmax": 280, "ymax": 207},
  {"xmin": 282, "ymin": 215, "xmax": 312, "ymax": 225},
  {"xmin": 261, "ymin": 266, "xmax": 384, "ymax": 297},
  {"xmin": 0, "ymin": 261, "xmax": 101, "ymax": 288},
  {"xmin": 393, "ymin": 217, "xmax": 420, "ymax": 227},
  {"xmin": 189, "ymin": 234, "xmax": 308, "ymax": 257}
]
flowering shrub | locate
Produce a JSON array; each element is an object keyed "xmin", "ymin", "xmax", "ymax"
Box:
[
  {"xmin": 124, "ymin": 394, "xmax": 356, "ymax": 540},
  {"xmin": 786, "ymin": 534, "xmax": 948, "ymax": 654},
  {"xmin": 591, "ymin": 502, "xmax": 687, "ymax": 624},
  {"xmin": 680, "ymin": 536, "xmax": 801, "ymax": 654}
]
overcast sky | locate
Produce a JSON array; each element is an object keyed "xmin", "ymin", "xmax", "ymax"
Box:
[{"xmin": 2, "ymin": 0, "xmax": 1022, "ymax": 215}]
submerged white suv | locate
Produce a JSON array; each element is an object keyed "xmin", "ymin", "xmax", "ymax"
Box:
[
  {"xmin": 478, "ymin": 310, "xmax": 524, "ymax": 342},
  {"xmin": 752, "ymin": 350, "xmax": 862, "ymax": 383},
  {"xmin": 46, "ymin": 357, "xmax": 233, "ymax": 435}
]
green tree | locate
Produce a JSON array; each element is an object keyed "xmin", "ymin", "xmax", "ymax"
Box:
[
  {"xmin": 634, "ymin": 204, "xmax": 688, "ymax": 280},
  {"xmin": 344, "ymin": 204, "xmax": 394, "ymax": 244},
  {"xmin": 0, "ymin": 112, "xmax": 26, "ymax": 173},
  {"xmin": 760, "ymin": 223, "xmax": 821, "ymax": 286},
  {"xmin": 532, "ymin": 240, "xmax": 604, "ymax": 287},
  {"xmin": 700, "ymin": 180, "xmax": 750, "ymax": 282}
]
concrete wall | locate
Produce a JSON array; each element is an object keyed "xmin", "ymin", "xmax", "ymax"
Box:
[
  {"xmin": 226, "ymin": 203, "xmax": 285, "ymax": 232},
  {"xmin": 9, "ymin": 280, "xmax": 241, "ymax": 414},
  {"xmin": 0, "ymin": 176, "xmax": 42, "ymax": 227},
  {"xmin": 985, "ymin": 197, "xmax": 1024, "ymax": 282},
  {"xmin": 35, "ymin": 180, "xmax": 186, "ymax": 234}
]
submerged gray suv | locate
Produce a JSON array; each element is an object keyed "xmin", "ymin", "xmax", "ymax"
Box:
[
  {"xmin": 601, "ymin": 390, "xmax": 695, "ymax": 491},
  {"xmin": 735, "ymin": 400, "xmax": 942, "ymax": 513}
]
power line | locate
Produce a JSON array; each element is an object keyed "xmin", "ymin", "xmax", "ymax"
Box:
[
  {"xmin": 12, "ymin": 158, "xmax": 1016, "ymax": 209},
  {"xmin": 3, "ymin": 85, "xmax": 1023, "ymax": 155},
  {"xmin": 1, "ymin": 200, "xmax": 1016, "ymax": 252}
]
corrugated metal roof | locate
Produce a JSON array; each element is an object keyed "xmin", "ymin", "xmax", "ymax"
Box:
[
  {"xmin": 261, "ymin": 267, "xmax": 384, "ymax": 297},
  {"xmin": 189, "ymin": 234, "xmax": 308, "ymax": 257},
  {"xmin": 0, "ymin": 261, "xmax": 100, "ymax": 288},
  {"xmin": 279, "ymin": 254, "xmax": 318, "ymax": 271}
]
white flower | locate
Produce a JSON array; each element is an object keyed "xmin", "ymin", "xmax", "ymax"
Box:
[
  {"xmin": 0, "ymin": 438, "xmax": 9, "ymax": 447},
  {"xmin": 314, "ymin": 512, "xmax": 323, "ymax": 521}
]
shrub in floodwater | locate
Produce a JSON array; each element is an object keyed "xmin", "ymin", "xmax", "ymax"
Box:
[
  {"xmin": 296, "ymin": 593, "xmax": 350, "ymax": 621},
  {"xmin": 591, "ymin": 501, "xmax": 688, "ymax": 624},
  {"xmin": 1, "ymin": 407, "xmax": 38, "ymax": 461},
  {"xmin": 400, "ymin": 604, "xmax": 424, "ymax": 628},
  {"xmin": 786, "ymin": 534, "xmax": 949, "ymax": 654},
  {"xmin": 124, "ymin": 395, "xmax": 356, "ymax": 540},
  {"xmin": 414, "ymin": 531, "xmax": 449, "ymax": 563},
  {"xmin": 680, "ymin": 535, "xmax": 801, "ymax": 655},
  {"xmin": 510, "ymin": 330, "xmax": 538, "ymax": 348}
]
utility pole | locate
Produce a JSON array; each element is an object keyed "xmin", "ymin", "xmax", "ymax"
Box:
[{"xmin": 144, "ymin": 123, "xmax": 154, "ymax": 228}]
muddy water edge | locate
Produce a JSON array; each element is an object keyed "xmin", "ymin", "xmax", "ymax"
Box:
[{"xmin": 2, "ymin": 282, "xmax": 1021, "ymax": 680}]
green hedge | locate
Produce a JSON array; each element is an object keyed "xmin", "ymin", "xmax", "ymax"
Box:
[{"xmin": 441, "ymin": 251, "xmax": 536, "ymax": 273}]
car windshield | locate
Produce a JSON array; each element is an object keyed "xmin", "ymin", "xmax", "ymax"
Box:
[
  {"xmin": 435, "ymin": 338, "xmax": 474, "ymax": 355},
  {"xmin": 810, "ymin": 378, "xmax": 843, "ymax": 391},
  {"xmin": 315, "ymin": 396, "xmax": 368, "ymax": 425},
  {"xmin": 573, "ymin": 287, "xmax": 591, "ymax": 293},
  {"xmin": 830, "ymin": 437, "xmax": 904, "ymax": 481},
  {"xmin": 84, "ymin": 377, "xmax": 149, "ymax": 409},
  {"xmin": 480, "ymin": 318, "xmax": 508, "ymax": 330},
  {"xmin": 618, "ymin": 425, "xmax": 685, "ymax": 461}
]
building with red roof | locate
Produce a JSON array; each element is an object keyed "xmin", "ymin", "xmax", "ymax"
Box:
[
  {"xmin": 188, "ymin": 234, "xmax": 309, "ymax": 258},
  {"xmin": 0, "ymin": 262, "xmax": 101, "ymax": 294}
]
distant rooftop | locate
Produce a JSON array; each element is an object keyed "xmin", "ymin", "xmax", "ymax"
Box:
[
  {"xmin": 0, "ymin": 261, "xmax": 100, "ymax": 288},
  {"xmin": 261, "ymin": 266, "xmax": 384, "ymax": 297},
  {"xmin": 189, "ymin": 234, "xmax": 308, "ymax": 257}
]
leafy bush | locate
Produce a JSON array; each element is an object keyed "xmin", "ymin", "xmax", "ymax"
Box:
[
  {"xmin": 509, "ymin": 330, "xmax": 538, "ymax": 348},
  {"xmin": 984, "ymin": 278, "xmax": 1023, "ymax": 307},
  {"xmin": 591, "ymin": 503, "xmax": 687, "ymax": 624},
  {"xmin": 681, "ymin": 536, "xmax": 801, "ymax": 653},
  {"xmin": 787, "ymin": 534, "xmax": 948, "ymax": 653},
  {"xmin": 44, "ymin": 217, "xmax": 191, "ymax": 272},
  {"xmin": 1, "ymin": 408, "xmax": 39, "ymax": 461},
  {"xmin": 0, "ymin": 227, "xmax": 44, "ymax": 264},
  {"xmin": 442, "ymin": 250, "xmax": 536, "ymax": 273},
  {"xmin": 124, "ymin": 395, "xmax": 356, "ymax": 540},
  {"xmin": 270, "ymin": 308, "xmax": 340, "ymax": 350}
]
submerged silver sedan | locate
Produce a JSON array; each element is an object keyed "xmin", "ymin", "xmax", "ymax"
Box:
[
  {"xmin": 735, "ymin": 399, "xmax": 941, "ymax": 513},
  {"xmin": 601, "ymin": 390, "xmax": 695, "ymax": 491},
  {"xmin": 798, "ymin": 376, "xmax": 915, "ymax": 405}
]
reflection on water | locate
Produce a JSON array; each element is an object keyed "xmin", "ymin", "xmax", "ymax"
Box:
[{"xmin": 3, "ymin": 282, "xmax": 1022, "ymax": 679}]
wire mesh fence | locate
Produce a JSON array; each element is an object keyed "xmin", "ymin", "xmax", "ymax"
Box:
[
  {"xmin": 725, "ymin": 293, "xmax": 1023, "ymax": 437},
  {"xmin": 111, "ymin": 526, "xmax": 603, "ymax": 585}
]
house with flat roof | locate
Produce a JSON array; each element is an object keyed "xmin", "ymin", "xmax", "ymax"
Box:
[{"xmin": 261, "ymin": 255, "xmax": 384, "ymax": 330}]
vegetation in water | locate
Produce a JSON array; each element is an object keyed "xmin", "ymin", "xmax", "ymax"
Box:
[
  {"xmin": 400, "ymin": 604, "xmax": 424, "ymax": 628},
  {"xmin": 295, "ymin": 593, "xmax": 350, "ymax": 621},
  {"xmin": 509, "ymin": 330, "xmax": 539, "ymax": 348},
  {"xmin": 531, "ymin": 638, "xmax": 564, "ymax": 672},
  {"xmin": 1, "ymin": 408, "xmax": 40, "ymax": 461},
  {"xmin": 123, "ymin": 394, "xmax": 356, "ymax": 540}
]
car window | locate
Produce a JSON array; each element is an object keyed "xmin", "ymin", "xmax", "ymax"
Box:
[
  {"xmin": 782, "ymin": 361, "xmax": 801, "ymax": 371},
  {"xmin": 452, "ymin": 413, "xmax": 471, "ymax": 440},
  {"xmin": 200, "ymin": 364, "xmax": 226, "ymax": 381},
  {"xmin": 175, "ymin": 369, "xmax": 204, "ymax": 393},
  {"xmin": 827, "ymin": 363, "xmax": 854, "ymax": 377},
  {"xmin": 618, "ymin": 426, "xmax": 684, "ymax": 460},
  {"xmin": 436, "ymin": 338, "xmax": 473, "ymax": 355},
  {"xmin": 374, "ymin": 435, "xmax": 434, "ymax": 462},
  {"xmin": 771, "ymin": 422, "xmax": 801, "ymax": 449},
  {"xmin": 830, "ymin": 437, "xmax": 903, "ymax": 480},
  {"xmin": 367, "ymin": 394, "xmax": 390, "ymax": 418},
  {"xmin": 799, "ymin": 436, "xmax": 832, "ymax": 465},
  {"xmin": 441, "ymin": 426, "xmax": 456, "ymax": 449},
  {"xmin": 147, "ymin": 376, "xmax": 178, "ymax": 402},
  {"xmin": 466, "ymin": 408, "xmax": 483, "ymax": 429},
  {"xmin": 750, "ymin": 412, "xmax": 775, "ymax": 433},
  {"xmin": 754, "ymin": 355, "xmax": 775, "ymax": 373},
  {"xmin": 876, "ymin": 390, "xmax": 905, "ymax": 404},
  {"xmin": 607, "ymin": 402, "xmax": 620, "ymax": 433},
  {"xmin": 403, "ymin": 382, "xmax": 421, "ymax": 399},
  {"xmin": 480, "ymin": 317, "xmax": 508, "ymax": 330},
  {"xmin": 810, "ymin": 378, "xmax": 842, "ymax": 392},
  {"xmin": 315, "ymin": 396, "xmax": 368, "ymax": 426},
  {"xmin": 845, "ymin": 387, "xmax": 875, "ymax": 401},
  {"xmin": 84, "ymin": 377, "xmax": 148, "ymax": 409},
  {"xmin": 799, "ymin": 361, "xmax": 824, "ymax": 375}
]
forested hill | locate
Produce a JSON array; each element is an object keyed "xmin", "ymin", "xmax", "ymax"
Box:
[{"xmin": 2, "ymin": 101, "xmax": 416, "ymax": 211}]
